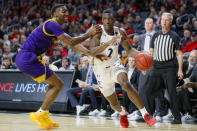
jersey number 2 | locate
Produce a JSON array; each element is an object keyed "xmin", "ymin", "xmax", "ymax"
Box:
[{"xmin": 107, "ymin": 48, "xmax": 113, "ymax": 57}]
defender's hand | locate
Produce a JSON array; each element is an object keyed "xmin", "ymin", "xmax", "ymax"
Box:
[{"xmin": 88, "ymin": 24, "xmax": 102, "ymax": 37}]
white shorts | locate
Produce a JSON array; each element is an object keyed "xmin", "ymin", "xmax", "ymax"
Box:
[{"xmin": 94, "ymin": 60, "xmax": 127, "ymax": 97}]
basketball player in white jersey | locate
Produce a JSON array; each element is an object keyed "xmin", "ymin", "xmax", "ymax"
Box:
[{"xmin": 89, "ymin": 9, "xmax": 157, "ymax": 128}]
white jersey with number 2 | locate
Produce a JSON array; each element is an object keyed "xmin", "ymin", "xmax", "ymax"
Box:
[
  {"xmin": 94, "ymin": 25, "xmax": 121, "ymax": 67},
  {"xmin": 93, "ymin": 25, "xmax": 127, "ymax": 97}
]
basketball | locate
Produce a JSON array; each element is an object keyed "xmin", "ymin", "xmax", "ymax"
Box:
[{"xmin": 135, "ymin": 53, "xmax": 153, "ymax": 71}]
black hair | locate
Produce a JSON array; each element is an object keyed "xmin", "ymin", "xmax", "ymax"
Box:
[
  {"xmin": 62, "ymin": 57, "xmax": 70, "ymax": 65},
  {"xmin": 51, "ymin": 4, "xmax": 65, "ymax": 17},
  {"xmin": 102, "ymin": 9, "xmax": 114, "ymax": 17}
]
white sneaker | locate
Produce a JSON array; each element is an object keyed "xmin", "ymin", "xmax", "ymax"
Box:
[
  {"xmin": 128, "ymin": 114, "xmax": 143, "ymax": 121},
  {"xmin": 98, "ymin": 109, "xmax": 107, "ymax": 116},
  {"xmin": 76, "ymin": 105, "xmax": 85, "ymax": 116},
  {"xmin": 162, "ymin": 110, "xmax": 174, "ymax": 120},
  {"xmin": 128, "ymin": 111, "xmax": 139, "ymax": 118},
  {"xmin": 88, "ymin": 109, "xmax": 100, "ymax": 116},
  {"xmin": 155, "ymin": 115, "xmax": 162, "ymax": 122},
  {"xmin": 111, "ymin": 111, "xmax": 119, "ymax": 117},
  {"xmin": 181, "ymin": 113, "xmax": 195, "ymax": 122}
]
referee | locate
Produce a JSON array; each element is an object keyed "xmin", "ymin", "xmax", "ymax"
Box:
[{"xmin": 149, "ymin": 12, "xmax": 183, "ymax": 124}]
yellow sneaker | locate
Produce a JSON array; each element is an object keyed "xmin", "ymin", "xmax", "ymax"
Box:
[
  {"xmin": 30, "ymin": 111, "xmax": 53, "ymax": 130},
  {"xmin": 46, "ymin": 112, "xmax": 60, "ymax": 127}
]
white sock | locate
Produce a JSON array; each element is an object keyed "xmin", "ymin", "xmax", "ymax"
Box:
[
  {"xmin": 38, "ymin": 108, "xmax": 48, "ymax": 113},
  {"xmin": 139, "ymin": 107, "xmax": 148, "ymax": 117},
  {"xmin": 119, "ymin": 107, "xmax": 126, "ymax": 115}
]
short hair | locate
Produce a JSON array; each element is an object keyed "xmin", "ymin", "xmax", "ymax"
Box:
[
  {"xmin": 102, "ymin": 9, "xmax": 114, "ymax": 17},
  {"xmin": 162, "ymin": 12, "xmax": 173, "ymax": 22},
  {"xmin": 51, "ymin": 4, "xmax": 65, "ymax": 17},
  {"xmin": 145, "ymin": 18, "xmax": 154, "ymax": 24}
]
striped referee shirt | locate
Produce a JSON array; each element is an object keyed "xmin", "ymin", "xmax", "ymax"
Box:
[{"xmin": 150, "ymin": 30, "xmax": 182, "ymax": 62}]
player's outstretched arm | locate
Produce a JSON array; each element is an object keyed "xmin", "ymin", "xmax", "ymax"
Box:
[
  {"xmin": 70, "ymin": 35, "xmax": 121, "ymax": 57},
  {"xmin": 72, "ymin": 44, "xmax": 92, "ymax": 56},
  {"xmin": 57, "ymin": 25, "xmax": 101, "ymax": 47},
  {"xmin": 89, "ymin": 34, "xmax": 121, "ymax": 56},
  {"xmin": 120, "ymin": 30, "xmax": 140, "ymax": 57}
]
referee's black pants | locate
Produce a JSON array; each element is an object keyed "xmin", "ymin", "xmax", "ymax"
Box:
[
  {"xmin": 146, "ymin": 66, "xmax": 181, "ymax": 119},
  {"xmin": 138, "ymin": 70, "xmax": 167, "ymax": 116}
]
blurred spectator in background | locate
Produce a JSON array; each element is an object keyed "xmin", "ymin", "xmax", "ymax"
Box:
[
  {"xmin": 183, "ymin": 50, "xmax": 197, "ymax": 78},
  {"xmin": 78, "ymin": 55, "xmax": 89, "ymax": 71},
  {"xmin": 131, "ymin": 35, "xmax": 139, "ymax": 50},
  {"xmin": 0, "ymin": 56, "xmax": 16, "ymax": 69},
  {"xmin": 11, "ymin": 38, "xmax": 20, "ymax": 53},
  {"xmin": 19, "ymin": 34, "xmax": 27, "ymax": 45},
  {"xmin": 182, "ymin": 32, "xmax": 197, "ymax": 54},
  {"xmin": 0, "ymin": 49, "xmax": 3, "ymax": 65},
  {"xmin": 3, "ymin": 35, "xmax": 11, "ymax": 46},
  {"xmin": 50, "ymin": 46, "xmax": 62, "ymax": 68},
  {"xmin": 3, "ymin": 44, "xmax": 15, "ymax": 60},
  {"xmin": 133, "ymin": 15, "xmax": 144, "ymax": 34},
  {"xmin": 120, "ymin": 50, "xmax": 128, "ymax": 67},
  {"xmin": 67, "ymin": 48, "xmax": 82, "ymax": 67},
  {"xmin": 58, "ymin": 42, "xmax": 68, "ymax": 57},
  {"xmin": 42, "ymin": 55, "xmax": 58, "ymax": 71},
  {"xmin": 59, "ymin": 57, "xmax": 75, "ymax": 71},
  {"xmin": 180, "ymin": 30, "xmax": 191, "ymax": 47},
  {"xmin": 192, "ymin": 20, "xmax": 197, "ymax": 33}
]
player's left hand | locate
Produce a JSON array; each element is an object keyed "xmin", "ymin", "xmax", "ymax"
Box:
[
  {"xmin": 88, "ymin": 24, "xmax": 102, "ymax": 37},
  {"xmin": 178, "ymin": 70, "xmax": 183, "ymax": 79},
  {"xmin": 95, "ymin": 55, "xmax": 110, "ymax": 61}
]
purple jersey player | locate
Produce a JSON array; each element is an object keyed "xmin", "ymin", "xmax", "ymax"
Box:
[{"xmin": 15, "ymin": 4, "xmax": 101, "ymax": 130}]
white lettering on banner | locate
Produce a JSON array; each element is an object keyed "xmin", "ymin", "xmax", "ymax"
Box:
[
  {"xmin": 15, "ymin": 83, "xmax": 47, "ymax": 93},
  {"xmin": 37, "ymin": 84, "xmax": 47, "ymax": 93},
  {"xmin": 15, "ymin": 83, "xmax": 21, "ymax": 92}
]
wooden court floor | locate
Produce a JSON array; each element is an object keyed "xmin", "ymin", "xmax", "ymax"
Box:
[{"xmin": 0, "ymin": 111, "xmax": 197, "ymax": 131}]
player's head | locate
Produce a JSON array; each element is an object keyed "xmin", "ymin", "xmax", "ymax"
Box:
[
  {"xmin": 102, "ymin": 9, "xmax": 115, "ymax": 31},
  {"xmin": 51, "ymin": 4, "xmax": 69, "ymax": 23}
]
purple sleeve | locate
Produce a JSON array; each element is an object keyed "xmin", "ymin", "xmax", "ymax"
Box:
[{"xmin": 45, "ymin": 21, "xmax": 64, "ymax": 37}]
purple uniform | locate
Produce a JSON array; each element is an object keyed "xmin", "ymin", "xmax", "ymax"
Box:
[{"xmin": 15, "ymin": 18, "xmax": 64, "ymax": 83}]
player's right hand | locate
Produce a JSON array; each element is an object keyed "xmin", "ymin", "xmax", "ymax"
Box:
[
  {"xmin": 88, "ymin": 24, "xmax": 102, "ymax": 37},
  {"xmin": 95, "ymin": 55, "xmax": 110, "ymax": 61}
]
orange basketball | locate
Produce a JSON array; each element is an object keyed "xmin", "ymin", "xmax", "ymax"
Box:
[{"xmin": 135, "ymin": 53, "xmax": 153, "ymax": 71}]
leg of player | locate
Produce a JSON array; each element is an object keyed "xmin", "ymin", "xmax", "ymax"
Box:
[
  {"xmin": 42, "ymin": 74, "xmax": 64, "ymax": 110},
  {"xmin": 30, "ymin": 73, "xmax": 63, "ymax": 129},
  {"xmin": 105, "ymin": 92, "xmax": 129, "ymax": 128},
  {"xmin": 117, "ymin": 72, "xmax": 157, "ymax": 126}
]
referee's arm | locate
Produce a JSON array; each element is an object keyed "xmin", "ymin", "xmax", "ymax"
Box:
[
  {"xmin": 176, "ymin": 50, "xmax": 183, "ymax": 79},
  {"xmin": 175, "ymin": 33, "xmax": 184, "ymax": 79}
]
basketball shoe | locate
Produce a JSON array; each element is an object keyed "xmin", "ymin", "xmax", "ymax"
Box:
[
  {"xmin": 30, "ymin": 111, "xmax": 59, "ymax": 129},
  {"xmin": 120, "ymin": 114, "xmax": 129, "ymax": 128},
  {"xmin": 47, "ymin": 112, "xmax": 60, "ymax": 127},
  {"xmin": 144, "ymin": 113, "xmax": 157, "ymax": 126}
]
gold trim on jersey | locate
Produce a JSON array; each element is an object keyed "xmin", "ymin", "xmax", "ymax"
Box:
[
  {"xmin": 32, "ymin": 56, "xmax": 47, "ymax": 83},
  {"xmin": 43, "ymin": 18, "xmax": 58, "ymax": 36}
]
